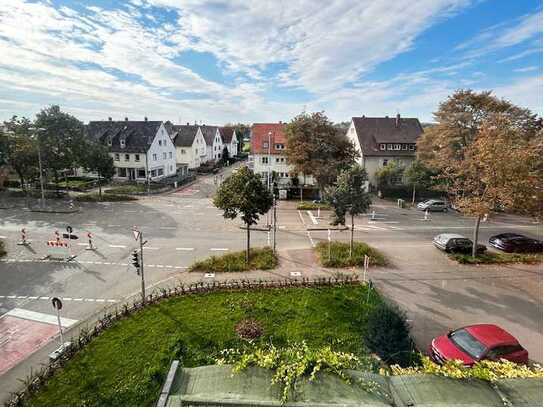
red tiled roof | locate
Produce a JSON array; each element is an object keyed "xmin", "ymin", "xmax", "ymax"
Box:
[{"xmin": 250, "ymin": 123, "xmax": 287, "ymax": 155}]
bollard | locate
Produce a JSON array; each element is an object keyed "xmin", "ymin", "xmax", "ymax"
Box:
[
  {"xmin": 86, "ymin": 232, "xmax": 96, "ymax": 251},
  {"xmin": 371, "ymin": 210, "xmax": 375, "ymax": 221},
  {"xmin": 17, "ymin": 228, "xmax": 31, "ymax": 246},
  {"xmin": 55, "ymin": 230, "xmax": 61, "ymax": 243},
  {"xmin": 424, "ymin": 209, "xmax": 430, "ymax": 221}
]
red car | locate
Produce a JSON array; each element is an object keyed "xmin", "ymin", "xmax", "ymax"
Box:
[{"xmin": 430, "ymin": 324, "xmax": 528, "ymax": 366}]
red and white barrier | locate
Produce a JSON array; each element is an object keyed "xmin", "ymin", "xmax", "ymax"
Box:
[{"xmin": 85, "ymin": 232, "xmax": 96, "ymax": 251}]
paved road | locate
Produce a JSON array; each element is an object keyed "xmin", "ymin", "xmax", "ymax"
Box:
[{"xmin": 1, "ymin": 170, "xmax": 543, "ymax": 400}]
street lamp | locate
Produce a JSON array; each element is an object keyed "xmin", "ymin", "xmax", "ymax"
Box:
[
  {"xmin": 29, "ymin": 127, "xmax": 46, "ymax": 207},
  {"xmin": 267, "ymin": 131, "xmax": 272, "ymax": 227}
]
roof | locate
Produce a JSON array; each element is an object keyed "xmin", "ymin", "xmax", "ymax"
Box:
[
  {"xmin": 465, "ymin": 324, "xmax": 519, "ymax": 347},
  {"xmin": 219, "ymin": 127, "xmax": 235, "ymax": 143},
  {"xmin": 171, "ymin": 125, "xmax": 200, "ymax": 147},
  {"xmin": 250, "ymin": 123, "xmax": 287, "ymax": 155},
  {"xmin": 200, "ymin": 125, "xmax": 219, "ymax": 145},
  {"xmin": 86, "ymin": 120, "xmax": 162, "ymax": 153},
  {"xmin": 351, "ymin": 116, "xmax": 423, "ymax": 157},
  {"xmin": 436, "ymin": 233, "xmax": 467, "ymax": 240}
]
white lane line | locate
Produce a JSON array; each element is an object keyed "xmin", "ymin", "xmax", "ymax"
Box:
[
  {"xmin": 82, "ymin": 223, "xmax": 96, "ymax": 226},
  {"xmin": 124, "ymin": 210, "xmax": 137, "ymax": 213},
  {"xmin": 73, "ymin": 298, "xmax": 83, "ymax": 301},
  {"xmin": 109, "ymin": 244, "xmax": 127, "ymax": 248},
  {"xmin": 210, "ymin": 248, "xmax": 229, "ymax": 251},
  {"xmin": 107, "ymin": 224, "xmax": 121, "ymax": 227},
  {"xmin": 77, "ymin": 243, "xmax": 88, "ymax": 246},
  {"xmin": 365, "ymin": 225, "xmax": 388, "ymax": 230},
  {"xmin": 297, "ymin": 210, "xmax": 306, "ymax": 225},
  {"xmin": 184, "ymin": 205, "xmax": 194, "ymax": 208},
  {"xmin": 5, "ymin": 308, "xmax": 78, "ymax": 327},
  {"xmin": 369, "ymin": 221, "xmax": 400, "ymax": 224},
  {"xmin": 0, "ymin": 236, "xmax": 6, "ymax": 239},
  {"xmin": 95, "ymin": 299, "xmax": 105, "ymax": 303},
  {"xmin": 176, "ymin": 247, "xmax": 194, "ymax": 251},
  {"xmin": 306, "ymin": 231, "xmax": 316, "ymax": 248},
  {"xmin": 159, "ymin": 226, "xmax": 176, "ymax": 230},
  {"xmin": 307, "ymin": 210, "xmax": 319, "ymax": 225},
  {"xmin": 174, "ymin": 266, "xmax": 187, "ymax": 269},
  {"xmin": 278, "ymin": 226, "xmax": 287, "ymax": 230},
  {"xmin": 143, "ymin": 247, "xmax": 159, "ymax": 250},
  {"xmin": 63, "ymin": 297, "xmax": 72, "ymax": 301}
]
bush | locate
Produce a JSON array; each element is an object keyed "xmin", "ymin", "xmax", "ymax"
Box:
[
  {"xmin": 297, "ymin": 201, "xmax": 331, "ymax": 210},
  {"xmin": 105, "ymin": 183, "xmax": 165, "ymax": 194},
  {"xmin": 235, "ymin": 319, "xmax": 264, "ymax": 341},
  {"xmin": 316, "ymin": 241, "xmax": 387, "ymax": 267},
  {"xmin": 378, "ymin": 185, "xmax": 442, "ymax": 200},
  {"xmin": 450, "ymin": 252, "xmax": 543, "ymax": 264},
  {"xmin": 75, "ymin": 193, "xmax": 137, "ymax": 202},
  {"xmin": 0, "ymin": 240, "xmax": 6, "ymax": 258},
  {"xmin": 189, "ymin": 247, "xmax": 278, "ymax": 272},
  {"xmin": 364, "ymin": 302, "xmax": 414, "ymax": 367}
]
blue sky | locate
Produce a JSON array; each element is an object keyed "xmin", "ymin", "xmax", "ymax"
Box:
[{"xmin": 0, "ymin": 0, "xmax": 542, "ymax": 124}]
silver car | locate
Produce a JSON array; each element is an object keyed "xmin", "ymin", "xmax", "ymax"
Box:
[
  {"xmin": 433, "ymin": 233, "xmax": 487, "ymax": 254},
  {"xmin": 417, "ymin": 199, "xmax": 448, "ymax": 212}
]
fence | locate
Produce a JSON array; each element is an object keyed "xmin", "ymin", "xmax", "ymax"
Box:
[{"xmin": 6, "ymin": 275, "xmax": 361, "ymax": 407}]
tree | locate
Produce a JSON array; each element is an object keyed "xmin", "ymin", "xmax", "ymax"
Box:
[
  {"xmin": 2, "ymin": 116, "xmax": 38, "ymax": 191},
  {"xmin": 326, "ymin": 165, "xmax": 372, "ymax": 258},
  {"xmin": 34, "ymin": 105, "xmax": 86, "ymax": 189},
  {"xmin": 213, "ymin": 166, "xmax": 273, "ymax": 262},
  {"xmin": 374, "ymin": 161, "xmax": 404, "ymax": 190},
  {"xmin": 404, "ymin": 160, "xmax": 435, "ymax": 204},
  {"xmin": 221, "ymin": 145, "xmax": 230, "ymax": 164},
  {"xmin": 285, "ymin": 112, "xmax": 358, "ymax": 195},
  {"xmin": 418, "ymin": 90, "xmax": 543, "ymax": 257},
  {"xmin": 82, "ymin": 142, "xmax": 115, "ymax": 199}
]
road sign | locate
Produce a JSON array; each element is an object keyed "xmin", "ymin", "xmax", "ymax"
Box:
[
  {"xmin": 66, "ymin": 225, "xmax": 73, "ymax": 234},
  {"xmin": 133, "ymin": 226, "xmax": 140, "ymax": 241},
  {"xmin": 51, "ymin": 297, "xmax": 63, "ymax": 310}
]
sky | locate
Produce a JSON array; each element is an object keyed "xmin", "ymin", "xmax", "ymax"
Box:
[{"xmin": 0, "ymin": 0, "xmax": 542, "ymax": 124}]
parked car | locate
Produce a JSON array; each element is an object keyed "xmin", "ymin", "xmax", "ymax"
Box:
[
  {"xmin": 433, "ymin": 234, "xmax": 487, "ymax": 254},
  {"xmin": 430, "ymin": 324, "xmax": 528, "ymax": 366},
  {"xmin": 489, "ymin": 233, "xmax": 543, "ymax": 253},
  {"xmin": 417, "ymin": 199, "xmax": 448, "ymax": 212}
]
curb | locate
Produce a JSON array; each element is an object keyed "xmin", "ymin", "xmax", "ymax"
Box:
[{"xmin": 25, "ymin": 207, "xmax": 80, "ymax": 214}]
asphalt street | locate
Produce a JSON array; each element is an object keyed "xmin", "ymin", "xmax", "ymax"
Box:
[{"xmin": 1, "ymin": 168, "xmax": 543, "ymax": 400}]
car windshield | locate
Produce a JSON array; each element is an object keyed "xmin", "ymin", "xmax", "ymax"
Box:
[
  {"xmin": 449, "ymin": 329, "xmax": 486, "ymax": 359},
  {"xmin": 455, "ymin": 239, "xmax": 472, "ymax": 247}
]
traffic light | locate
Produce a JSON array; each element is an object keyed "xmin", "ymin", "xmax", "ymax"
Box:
[{"xmin": 131, "ymin": 250, "xmax": 140, "ymax": 273}]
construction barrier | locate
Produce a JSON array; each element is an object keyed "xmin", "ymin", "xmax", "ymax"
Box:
[{"xmin": 46, "ymin": 240, "xmax": 70, "ymax": 259}]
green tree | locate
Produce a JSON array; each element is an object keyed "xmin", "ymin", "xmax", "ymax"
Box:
[
  {"xmin": 2, "ymin": 116, "xmax": 38, "ymax": 191},
  {"xmin": 285, "ymin": 112, "xmax": 358, "ymax": 196},
  {"xmin": 404, "ymin": 160, "xmax": 435, "ymax": 204},
  {"xmin": 34, "ymin": 105, "xmax": 86, "ymax": 189},
  {"xmin": 221, "ymin": 145, "xmax": 230, "ymax": 164},
  {"xmin": 374, "ymin": 161, "xmax": 403, "ymax": 189},
  {"xmin": 213, "ymin": 166, "xmax": 273, "ymax": 262},
  {"xmin": 82, "ymin": 142, "xmax": 115, "ymax": 199},
  {"xmin": 326, "ymin": 165, "xmax": 372, "ymax": 258}
]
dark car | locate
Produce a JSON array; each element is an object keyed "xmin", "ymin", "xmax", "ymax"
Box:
[
  {"xmin": 433, "ymin": 233, "xmax": 487, "ymax": 254},
  {"xmin": 430, "ymin": 324, "xmax": 529, "ymax": 366},
  {"xmin": 489, "ymin": 233, "xmax": 543, "ymax": 253}
]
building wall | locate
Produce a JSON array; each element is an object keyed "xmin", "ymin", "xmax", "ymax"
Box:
[
  {"xmin": 147, "ymin": 123, "xmax": 177, "ymax": 179},
  {"xmin": 175, "ymin": 129, "xmax": 206, "ymax": 169},
  {"xmin": 110, "ymin": 152, "xmax": 148, "ymax": 181},
  {"xmin": 227, "ymin": 133, "xmax": 239, "ymax": 157},
  {"xmin": 252, "ymin": 153, "xmax": 314, "ymax": 186},
  {"xmin": 212, "ymin": 130, "xmax": 224, "ymax": 161},
  {"xmin": 363, "ymin": 156, "xmax": 416, "ymax": 186}
]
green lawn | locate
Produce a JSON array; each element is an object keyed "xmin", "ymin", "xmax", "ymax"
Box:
[
  {"xmin": 450, "ymin": 251, "xmax": 543, "ymax": 264},
  {"xmin": 316, "ymin": 241, "xmax": 387, "ymax": 268},
  {"xmin": 189, "ymin": 247, "xmax": 278, "ymax": 272},
  {"xmin": 26, "ymin": 285, "xmax": 383, "ymax": 407}
]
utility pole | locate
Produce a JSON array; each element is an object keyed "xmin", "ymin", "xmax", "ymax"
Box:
[
  {"xmin": 272, "ymin": 194, "xmax": 277, "ymax": 253},
  {"xmin": 267, "ymin": 131, "xmax": 272, "ymax": 227},
  {"xmin": 29, "ymin": 127, "xmax": 46, "ymax": 207},
  {"xmin": 132, "ymin": 227, "xmax": 147, "ymax": 303},
  {"xmin": 139, "ymin": 231, "xmax": 146, "ymax": 303}
]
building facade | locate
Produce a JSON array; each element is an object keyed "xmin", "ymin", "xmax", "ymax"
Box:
[
  {"xmin": 218, "ymin": 127, "xmax": 239, "ymax": 159},
  {"xmin": 200, "ymin": 125, "xmax": 223, "ymax": 162},
  {"xmin": 346, "ymin": 114, "xmax": 424, "ymax": 186},
  {"xmin": 171, "ymin": 125, "xmax": 207, "ymax": 169}
]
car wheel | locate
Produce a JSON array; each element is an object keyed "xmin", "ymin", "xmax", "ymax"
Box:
[{"xmin": 443, "ymin": 208, "xmax": 448, "ymax": 212}]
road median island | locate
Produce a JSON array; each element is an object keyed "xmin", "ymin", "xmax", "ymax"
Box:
[
  {"xmin": 17, "ymin": 279, "xmax": 393, "ymax": 407},
  {"xmin": 449, "ymin": 251, "xmax": 543, "ymax": 265},
  {"xmin": 315, "ymin": 241, "xmax": 387, "ymax": 268},
  {"xmin": 74, "ymin": 193, "xmax": 138, "ymax": 202},
  {"xmin": 189, "ymin": 247, "xmax": 278, "ymax": 272}
]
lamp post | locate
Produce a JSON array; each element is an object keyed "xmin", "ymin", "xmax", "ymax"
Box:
[
  {"xmin": 267, "ymin": 131, "xmax": 272, "ymax": 227},
  {"xmin": 29, "ymin": 127, "xmax": 46, "ymax": 207}
]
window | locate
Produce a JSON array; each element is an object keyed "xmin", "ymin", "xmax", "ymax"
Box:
[
  {"xmin": 158, "ymin": 140, "xmax": 162, "ymax": 146},
  {"xmin": 118, "ymin": 168, "xmax": 127, "ymax": 177},
  {"xmin": 383, "ymin": 159, "xmax": 388, "ymax": 166},
  {"xmin": 157, "ymin": 168, "xmax": 164, "ymax": 176},
  {"xmin": 193, "ymin": 148, "xmax": 197, "ymax": 155},
  {"xmin": 135, "ymin": 154, "xmax": 140, "ymax": 162},
  {"xmin": 151, "ymin": 169, "xmax": 156, "ymax": 177},
  {"xmin": 387, "ymin": 144, "xmax": 393, "ymax": 150},
  {"xmin": 263, "ymin": 142, "xmax": 269, "ymax": 148},
  {"xmin": 402, "ymin": 144, "xmax": 408, "ymax": 150},
  {"xmin": 170, "ymin": 165, "xmax": 173, "ymax": 172},
  {"xmin": 107, "ymin": 137, "xmax": 112, "ymax": 146},
  {"xmin": 163, "ymin": 152, "xmax": 167, "ymax": 159},
  {"xmin": 275, "ymin": 143, "xmax": 285, "ymax": 150},
  {"xmin": 153, "ymin": 153, "xmax": 157, "ymax": 161},
  {"xmin": 169, "ymin": 152, "xmax": 172, "ymax": 159},
  {"xmin": 114, "ymin": 153, "xmax": 120, "ymax": 161},
  {"xmin": 380, "ymin": 144, "xmax": 386, "ymax": 150},
  {"xmin": 409, "ymin": 144, "xmax": 416, "ymax": 151},
  {"xmin": 262, "ymin": 157, "xmax": 268, "ymax": 164},
  {"xmin": 449, "ymin": 329, "xmax": 486, "ymax": 359},
  {"xmin": 120, "ymin": 138, "xmax": 125, "ymax": 148},
  {"xmin": 137, "ymin": 169, "xmax": 146, "ymax": 178},
  {"xmin": 394, "ymin": 144, "xmax": 401, "ymax": 150},
  {"xmin": 124, "ymin": 154, "xmax": 130, "ymax": 161}
]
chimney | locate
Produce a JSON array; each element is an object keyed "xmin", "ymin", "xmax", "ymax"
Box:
[
  {"xmin": 144, "ymin": 116, "xmax": 148, "ymax": 122},
  {"xmin": 385, "ymin": 115, "xmax": 389, "ymax": 118},
  {"xmin": 124, "ymin": 117, "xmax": 128, "ymax": 121},
  {"xmin": 187, "ymin": 122, "xmax": 189, "ymax": 126},
  {"xmin": 279, "ymin": 120, "xmax": 282, "ymax": 124},
  {"xmin": 396, "ymin": 113, "xmax": 400, "ymax": 127},
  {"xmin": 362, "ymin": 115, "xmax": 365, "ymax": 118},
  {"xmin": 108, "ymin": 117, "xmax": 112, "ymax": 121}
]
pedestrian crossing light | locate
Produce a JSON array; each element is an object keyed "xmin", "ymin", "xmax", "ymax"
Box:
[{"xmin": 131, "ymin": 250, "xmax": 140, "ymax": 272}]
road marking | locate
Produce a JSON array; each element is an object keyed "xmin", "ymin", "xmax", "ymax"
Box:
[
  {"xmin": 77, "ymin": 243, "xmax": 88, "ymax": 246},
  {"xmin": 4, "ymin": 308, "xmax": 77, "ymax": 328},
  {"xmin": 159, "ymin": 226, "xmax": 176, "ymax": 230},
  {"xmin": 369, "ymin": 221, "xmax": 400, "ymax": 224},
  {"xmin": 306, "ymin": 231, "xmax": 316, "ymax": 248},
  {"xmin": 184, "ymin": 205, "xmax": 194, "ymax": 208},
  {"xmin": 290, "ymin": 271, "xmax": 302, "ymax": 277},
  {"xmin": 124, "ymin": 210, "xmax": 137, "ymax": 213},
  {"xmin": 307, "ymin": 210, "xmax": 319, "ymax": 225},
  {"xmin": 210, "ymin": 248, "xmax": 229, "ymax": 251},
  {"xmin": 176, "ymin": 247, "xmax": 194, "ymax": 251},
  {"xmin": 107, "ymin": 224, "xmax": 121, "ymax": 227},
  {"xmin": 278, "ymin": 225, "xmax": 287, "ymax": 230},
  {"xmin": 143, "ymin": 247, "xmax": 159, "ymax": 250},
  {"xmin": 0, "ymin": 236, "xmax": 6, "ymax": 239},
  {"xmin": 204, "ymin": 273, "xmax": 215, "ymax": 278},
  {"xmin": 82, "ymin": 223, "xmax": 96, "ymax": 226},
  {"xmin": 175, "ymin": 266, "xmax": 187, "ymax": 269},
  {"xmin": 297, "ymin": 210, "xmax": 306, "ymax": 225},
  {"xmin": 109, "ymin": 244, "xmax": 127, "ymax": 248},
  {"xmin": 365, "ymin": 225, "xmax": 388, "ymax": 230}
]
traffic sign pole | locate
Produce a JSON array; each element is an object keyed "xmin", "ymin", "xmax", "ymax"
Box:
[{"xmin": 51, "ymin": 297, "xmax": 64, "ymax": 346}]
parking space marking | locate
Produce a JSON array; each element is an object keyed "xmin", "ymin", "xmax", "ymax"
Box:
[
  {"xmin": 307, "ymin": 211, "xmax": 319, "ymax": 225},
  {"xmin": 306, "ymin": 231, "xmax": 316, "ymax": 248},
  {"xmin": 109, "ymin": 244, "xmax": 127, "ymax": 248},
  {"xmin": 210, "ymin": 248, "xmax": 229, "ymax": 251},
  {"xmin": 0, "ymin": 236, "xmax": 6, "ymax": 239},
  {"xmin": 143, "ymin": 246, "xmax": 159, "ymax": 250},
  {"xmin": 176, "ymin": 247, "xmax": 194, "ymax": 251},
  {"xmin": 297, "ymin": 210, "xmax": 306, "ymax": 225}
]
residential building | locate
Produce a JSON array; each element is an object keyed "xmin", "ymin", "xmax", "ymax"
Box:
[
  {"xmin": 346, "ymin": 114, "xmax": 424, "ymax": 186},
  {"xmin": 170, "ymin": 124, "xmax": 207, "ymax": 169},
  {"xmin": 218, "ymin": 127, "xmax": 239, "ymax": 158},
  {"xmin": 200, "ymin": 125, "xmax": 222, "ymax": 162},
  {"xmin": 86, "ymin": 118, "xmax": 176, "ymax": 181}
]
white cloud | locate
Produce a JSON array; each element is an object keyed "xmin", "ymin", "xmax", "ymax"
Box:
[{"xmin": 514, "ymin": 66, "xmax": 539, "ymax": 73}]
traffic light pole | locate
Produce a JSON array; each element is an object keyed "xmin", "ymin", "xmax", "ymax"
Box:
[{"xmin": 139, "ymin": 231, "xmax": 146, "ymax": 304}]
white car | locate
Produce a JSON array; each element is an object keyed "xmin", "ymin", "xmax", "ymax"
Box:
[{"xmin": 417, "ymin": 199, "xmax": 448, "ymax": 212}]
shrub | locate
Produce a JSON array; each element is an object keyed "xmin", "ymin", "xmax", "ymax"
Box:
[
  {"xmin": 189, "ymin": 247, "xmax": 278, "ymax": 273},
  {"xmin": 297, "ymin": 201, "xmax": 331, "ymax": 210},
  {"xmin": 450, "ymin": 252, "xmax": 543, "ymax": 264},
  {"xmin": 0, "ymin": 240, "xmax": 6, "ymax": 258},
  {"xmin": 235, "ymin": 319, "xmax": 264, "ymax": 341},
  {"xmin": 75, "ymin": 193, "xmax": 137, "ymax": 202},
  {"xmin": 316, "ymin": 241, "xmax": 387, "ymax": 267},
  {"xmin": 364, "ymin": 302, "xmax": 414, "ymax": 367}
]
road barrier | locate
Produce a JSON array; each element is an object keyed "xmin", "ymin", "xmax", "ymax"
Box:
[
  {"xmin": 46, "ymin": 240, "xmax": 70, "ymax": 259},
  {"xmin": 17, "ymin": 228, "xmax": 31, "ymax": 246},
  {"xmin": 85, "ymin": 232, "xmax": 96, "ymax": 251}
]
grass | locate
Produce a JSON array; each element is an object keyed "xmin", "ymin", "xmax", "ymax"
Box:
[
  {"xmin": 316, "ymin": 241, "xmax": 387, "ymax": 268},
  {"xmin": 74, "ymin": 193, "xmax": 138, "ymax": 202},
  {"xmin": 105, "ymin": 184, "xmax": 162, "ymax": 194},
  {"xmin": 0, "ymin": 240, "xmax": 6, "ymax": 258},
  {"xmin": 297, "ymin": 201, "xmax": 331, "ymax": 210},
  {"xmin": 26, "ymin": 285, "xmax": 384, "ymax": 407},
  {"xmin": 450, "ymin": 251, "xmax": 543, "ymax": 264},
  {"xmin": 189, "ymin": 247, "xmax": 278, "ymax": 272}
]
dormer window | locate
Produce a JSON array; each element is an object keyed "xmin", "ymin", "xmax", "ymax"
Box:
[
  {"xmin": 120, "ymin": 138, "xmax": 126, "ymax": 149},
  {"xmin": 107, "ymin": 137, "xmax": 112, "ymax": 146},
  {"xmin": 380, "ymin": 144, "xmax": 386, "ymax": 151},
  {"xmin": 409, "ymin": 144, "xmax": 415, "ymax": 151},
  {"xmin": 387, "ymin": 144, "xmax": 393, "ymax": 150},
  {"xmin": 402, "ymin": 144, "xmax": 408, "ymax": 150}
]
